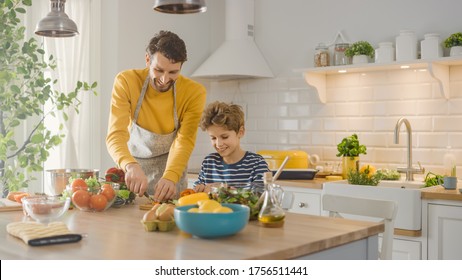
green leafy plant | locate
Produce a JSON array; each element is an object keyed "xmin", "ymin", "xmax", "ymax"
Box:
[
  {"xmin": 424, "ymin": 172, "xmax": 444, "ymax": 188},
  {"xmin": 444, "ymin": 32, "xmax": 462, "ymax": 48},
  {"xmin": 345, "ymin": 41, "xmax": 375, "ymax": 58},
  {"xmin": 1, "ymin": 0, "xmax": 98, "ymax": 193},
  {"xmin": 347, "ymin": 168, "xmax": 382, "ymax": 186},
  {"xmin": 336, "ymin": 134, "xmax": 367, "ymax": 158}
]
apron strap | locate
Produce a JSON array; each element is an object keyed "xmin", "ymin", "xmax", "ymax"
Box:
[{"xmin": 133, "ymin": 76, "xmax": 179, "ymax": 130}]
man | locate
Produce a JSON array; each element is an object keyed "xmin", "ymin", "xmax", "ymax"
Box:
[{"xmin": 106, "ymin": 30, "xmax": 206, "ymax": 201}]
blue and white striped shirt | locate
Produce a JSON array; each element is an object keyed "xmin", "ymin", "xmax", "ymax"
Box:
[{"xmin": 193, "ymin": 151, "xmax": 269, "ymax": 186}]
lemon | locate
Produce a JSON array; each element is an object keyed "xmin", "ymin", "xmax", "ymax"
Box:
[
  {"xmin": 213, "ymin": 206, "xmax": 233, "ymax": 213},
  {"xmin": 187, "ymin": 207, "xmax": 199, "ymax": 213},
  {"xmin": 359, "ymin": 165, "xmax": 377, "ymax": 178},
  {"xmin": 198, "ymin": 200, "xmax": 222, "ymax": 213}
]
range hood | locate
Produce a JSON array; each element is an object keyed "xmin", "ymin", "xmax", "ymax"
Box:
[{"xmin": 191, "ymin": 0, "xmax": 273, "ymax": 80}]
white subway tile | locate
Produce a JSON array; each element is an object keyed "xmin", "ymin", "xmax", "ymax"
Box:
[
  {"xmin": 279, "ymin": 91, "xmax": 299, "ymax": 103},
  {"xmin": 450, "ymin": 65, "xmax": 462, "ymax": 82},
  {"xmin": 360, "ymin": 133, "xmax": 389, "ymax": 147},
  {"xmin": 311, "ymin": 103, "xmax": 336, "ymax": 117},
  {"xmin": 267, "ymin": 105, "xmax": 288, "ymax": 117},
  {"xmin": 326, "ymin": 87, "xmax": 349, "ymax": 102},
  {"xmin": 401, "ymin": 84, "xmax": 433, "ymax": 100},
  {"xmin": 324, "ymin": 118, "xmax": 349, "ymax": 131},
  {"xmin": 289, "ymin": 132, "xmax": 311, "ymax": 145},
  {"xmin": 374, "ymin": 85, "xmax": 404, "ymax": 100},
  {"xmin": 278, "ymin": 119, "xmax": 299, "ymax": 130},
  {"xmin": 417, "ymin": 133, "xmax": 448, "ymax": 148},
  {"xmin": 257, "ymin": 91, "xmax": 278, "ymax": 104},
  {"xmin": 245, "ymin": 131, "xmax": 268, "ymax": 144},
  {"xmin": 449, "ymin": 82, "xmax": 462, "ymax": 98},
  {"xmin": 311, "ymin": 132, "xmax": 336, "ymax": 146},
  {"xmin": 360, "ymin": 102, "xmax": 387, "ymax": 116},
  {"xmin": 358, "ymin": 71, "xmax": 390, "ymax": 86},
  {"xmin": 288, "ymin": 104, "xmax": 310, "ymax": 117},
  {"xmin": 448, "ymin": 99, "xmax": 462, "ymax": 115},
  {"xmin": 268, "ymin": 78, "xmax": 289, "ymax": 90},
  {"xmin": 247, "ymin": 104, "xmax": 266, "ymax": 118},
  {"xmin": 348, "ymin": 118, "xmax": 374, "ymax": 131},
  {"xmin": 256, "ymin": 118, "xmax": 278, "ymax": 130},
  {"xmin": 388, "ymin": 68, "xmax": 419, "ymax": 84},
  {"xmin": 348, "ymin": 87, "xmax": 374, "ymax": 102},
  {"xmin": 335, "ymin": 103, "xmax": 361, "ymax": 116},
  {"xmin": 385, "ymin": 100, "xmax": 418, "ymax": 116},
  {"xmin": 327, "ymin": 72, "xmax": 360, "ymax": 87},
  {"xmin": 434, "ymin": 116, "xmax": 462, "ymax": 131},
  {"xmin": 417, "ymin": 99, "xmax": 449, "ymax": 115},
  {"xmin": 269, "ymin": 132, "xmax": 289, "ymax": 144},
  {"xmin": 300, "ymin": 119, "xmax": 323, "ymax": 130},
  {"xmin": 449, "ymin": 133, "xmax": 462, "ymax": 148},
  {"xmin": 288, "ymin": 77, "xmax": 308, "ymax": 90}
]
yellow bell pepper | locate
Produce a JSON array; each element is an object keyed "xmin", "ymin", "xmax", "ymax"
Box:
[{"xmin": 177, "ymin": 192, "xmax": 209, "ymax": 206}]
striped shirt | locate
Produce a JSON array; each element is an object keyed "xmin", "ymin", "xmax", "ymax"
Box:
[{"xmin": 193, "ymin": 151, "xmax": 270, "ymax": 186}]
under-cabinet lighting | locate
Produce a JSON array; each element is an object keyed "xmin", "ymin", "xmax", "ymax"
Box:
[
  {"xmin": 338, "ymin": 69, "xmax": 347, "ymax": 73},
  {"xmin": 400, "ymin": 65, "xmax": 410, "ymax": 69}
]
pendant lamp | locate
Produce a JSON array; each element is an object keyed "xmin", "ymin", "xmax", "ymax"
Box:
[
  {"xmin": 35, "ymin": 0, "xmax": 79, "ymax": 37},
  {"xmin": 153, "ymin": 0, "xmax": 207, "ymax": 14}
]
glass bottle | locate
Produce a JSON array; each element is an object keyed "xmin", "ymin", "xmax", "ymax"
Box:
[
  {"xmin": 258, "ymin": 172, "xmax": 285, "ymax": 228},
  {"xmin": 333, "ymin": 43, "xmax": 351, "ymax": 66},
  {"xmin": 314, "ymin": 43, "xmax": 330, "ymax": 67},
  {"xmin": 443, "ymin": 146, "xmax": 456, "ymax": 176}
]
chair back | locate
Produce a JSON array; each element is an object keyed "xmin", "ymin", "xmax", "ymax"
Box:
[{"xmin": 322, "ymin": 194, "xmax": 398, "ymax": 260}]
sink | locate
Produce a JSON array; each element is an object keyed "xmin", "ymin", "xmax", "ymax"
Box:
[{"xmin": 322, "ymin": 180, "xmax": 423, "ymax": 230}]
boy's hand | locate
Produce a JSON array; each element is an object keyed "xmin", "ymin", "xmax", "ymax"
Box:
[{"xmin": 194, "ymin": 184, "xmax": 211, "ymax": 193}]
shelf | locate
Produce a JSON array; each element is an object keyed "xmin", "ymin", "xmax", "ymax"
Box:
[{"xmin": 294, "ymin": 57, "xmax": 462, "ymax": 103}]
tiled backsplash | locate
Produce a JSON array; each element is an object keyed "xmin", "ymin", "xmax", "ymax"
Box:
[{"xmin": 189, "ymin": 65, "xmax": 462, "ymax": 177}]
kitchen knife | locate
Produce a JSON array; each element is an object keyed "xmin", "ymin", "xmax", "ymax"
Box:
[{"xmin": 28, "ymin": 234, "xmax": 82, "ymax": 246}]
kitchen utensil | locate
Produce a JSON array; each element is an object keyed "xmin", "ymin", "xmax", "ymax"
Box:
[
  {"xmin": 21, "ymin": 195, "xmax": 71, "ymax": 224},
  {"xmin": 144, "ymin": 192, "xmax": 155, "ymax": 203},
  {"xmin": 272, "ymin": 156, "xmax": 289, "ymax": 181},
  {"xmin": 46, "ymin": 169, "xmax": 99, "ymax": 195},
  {"xmin": 271, "ymin": 169, "xmax": 319, "ymax": 180},
  {"xmin": 28, "ymin": 234, "xmax": 82, "ymax": 246}
]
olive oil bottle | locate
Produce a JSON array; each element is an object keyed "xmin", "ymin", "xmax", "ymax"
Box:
[{"xmin": 258, "ymin": 172, "xmax": 285, "ymax": 228}]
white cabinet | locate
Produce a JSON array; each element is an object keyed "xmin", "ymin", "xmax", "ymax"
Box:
[
  {"xmin": 281, "ymin": 186, "xmax": 321, "ymax": 216},
  {"xmin": 427, "ymin": 202, "xmax": 462, "ymax": 260},
  {"xmin": 390, "ymin": 238, "xmax": 422, "ymax": 260},
  {"xmin": 294, "ymin": 57, "xmax": 462, "ymax": 103}
]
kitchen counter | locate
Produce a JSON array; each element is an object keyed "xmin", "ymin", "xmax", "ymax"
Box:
[
  {"xmin": 420, "ymin": 185, "xmax": 462, "ymax": 201},
  {"xmin": 0, "ymin": 201, "xmax": 383, "ymax": 260}
]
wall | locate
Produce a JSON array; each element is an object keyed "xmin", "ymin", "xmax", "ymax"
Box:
[{"xmin": 99, "ymin": 0, "xmax": 462, "ymax": 177}]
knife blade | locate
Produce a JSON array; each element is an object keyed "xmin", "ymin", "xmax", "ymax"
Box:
[
  {"xmin": 144, "ymin": 192, "xmax": 155, "ymax": 203},
  {"xmin": 28, "ymin": 234, "xmax": 82, "ymax": 246}
]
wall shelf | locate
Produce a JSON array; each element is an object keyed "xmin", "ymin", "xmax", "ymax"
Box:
[{"xmin": 294, "ymin": 57, "xmax": 462, "ymax": 103}]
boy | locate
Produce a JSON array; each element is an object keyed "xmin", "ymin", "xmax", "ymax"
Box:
[{"xmin": 194, "ymin": 101, "xmax": 269, "ymax": 191}]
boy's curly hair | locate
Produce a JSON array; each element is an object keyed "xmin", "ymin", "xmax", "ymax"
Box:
[{"xmin": 200, "ymin": 101, "xmax": 244, "ymax": 133}]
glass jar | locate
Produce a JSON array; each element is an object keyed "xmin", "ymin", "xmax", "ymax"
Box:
[
  {"xmin": 333, "ymin": 43, "xmax": 351, "ymax": 66},
  {"xmin": 396, "ymin": 30, "xmax": 418, "ymax": 61},
  {"xmin": 421, "ymin": 33, "xmax": 443, "ymax": 60},
  {"xmin": 258, "ymin": 172, "xmax": 285, "ymax": 228},
  {"xmin": 375, "ymin": 42, "xmax": 395, "ymax": 63},
  {"xmin": 314, "ymin": 43, "xmax": 330, "ymax": 67}
]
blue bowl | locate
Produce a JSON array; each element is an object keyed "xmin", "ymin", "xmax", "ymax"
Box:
[{"xmin": 174, "ymin": 203, "xmax": 250, "ymax": 238}]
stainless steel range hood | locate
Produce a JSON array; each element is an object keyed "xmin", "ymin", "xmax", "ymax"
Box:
[{"xmin": 191, "ymin": 0, "xmax": 273, "ymax": 80}]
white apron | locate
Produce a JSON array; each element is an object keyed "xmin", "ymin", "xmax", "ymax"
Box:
[{"xmin": 127, "ymin": 77, "xmax": 187, "ymax": 196}]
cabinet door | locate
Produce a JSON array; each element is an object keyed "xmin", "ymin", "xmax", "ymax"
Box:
[
  {"xmin": 390, "ymin": 238, "xmax": 421, "ymax": 260},
  {"xmin": 428, "ymin": 204, "xmax": 462, "ymax": 260},
  {"xmin": 284, "ymin": 191, "xmax": 321, "ymax": 215}
]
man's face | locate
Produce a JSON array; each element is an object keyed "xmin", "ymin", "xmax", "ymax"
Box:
[{"xmin": 145, "ymin": 52, "xmax": 182, "ymax": 92}]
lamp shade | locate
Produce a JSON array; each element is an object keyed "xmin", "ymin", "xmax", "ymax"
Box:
[
  {"xmin": 35, "ymin": 0, "xmax": 79, "ymax": 37},
  {"xmin": 153, "ymin": 0, "xmax": 207, "ymax": 14}
]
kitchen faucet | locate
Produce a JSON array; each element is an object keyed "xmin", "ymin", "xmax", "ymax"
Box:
[{"xmin": 394, "ymin": 117, "xmax": 425, "ymax": 181}]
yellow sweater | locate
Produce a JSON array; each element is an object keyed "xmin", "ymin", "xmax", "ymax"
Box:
[{"xmin": 106, "ymin": 68, "xmax": 206, "ymax": 183}]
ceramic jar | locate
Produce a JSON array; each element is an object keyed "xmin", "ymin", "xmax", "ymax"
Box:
[
  {"xmin": 450, "ymin": 46, "xmax": 462, "ymax": 57},
  {"xmin": 375, "ymin": 42, "xmax": 395, "ymax": 63},
  {"xmin": 421, "ymin": 33, "xmax": 443, "ymax": 60},
  {"xmin": 396, "ymin": 30, "xmax": 418, "ymax": 61},
  {"xmin": 352, "ymin": 55, "xmax": 368, "ymax": 64}
]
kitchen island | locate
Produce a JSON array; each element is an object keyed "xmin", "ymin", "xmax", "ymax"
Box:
[{"xmin": 0, "ymin": 201, "xmax": 383, "ymax": 260}]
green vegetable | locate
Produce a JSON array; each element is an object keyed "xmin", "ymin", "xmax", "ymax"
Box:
[
  {"xmin": 424, "ymin": 172, "xmax": 444, "ymax": 188},
  {"xmin": 376, "ymin": 169, "xmax": 401, "ymax": 180},
  {"xmin": 336, "ymin": 134, "xmax": 367, "ymax": 158},
  {"xmin": 212, "ymin": 186, "xmax": 262, "ymax": 220},
  {"xmin": 347, "ymin": 169, "xmax": 381, "ymax": 186}
]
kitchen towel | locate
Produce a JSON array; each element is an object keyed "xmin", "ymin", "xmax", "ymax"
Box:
[{"xmin": 6, "ymin": 221, "xmax": 73, "ymax": 244}]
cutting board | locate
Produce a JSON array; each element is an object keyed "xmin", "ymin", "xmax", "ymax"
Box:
[{"xmin": 0, "ymin": 198, "xmax": 23, "ymax": 212}]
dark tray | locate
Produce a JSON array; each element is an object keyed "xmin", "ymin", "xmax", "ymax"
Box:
[{"xmin": 271, "ymin": 169, "xmax": 319, "ymax": 180}]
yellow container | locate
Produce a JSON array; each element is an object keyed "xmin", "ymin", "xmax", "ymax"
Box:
[{"xmin": 257, "ymin": 150, "xmax": 308, "ymax": 169}]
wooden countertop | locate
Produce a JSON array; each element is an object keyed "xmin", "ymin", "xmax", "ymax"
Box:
[{"xmin": 0, "ymin": 200, "xmax": 383, "ymax": 260}]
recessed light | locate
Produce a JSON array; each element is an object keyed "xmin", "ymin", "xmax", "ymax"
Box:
[
  {"xmin": 400, "ymin": 65, "xmax": 410, "ymax": 69},
  {"xmin": 338, "ymin": 70, "xmax": 347, "ymax": 73}
]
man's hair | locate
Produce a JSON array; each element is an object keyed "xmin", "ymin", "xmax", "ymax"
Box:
[
  {"xmin": 146, "ymin": 30, "xmax": 187, "ymax": 63},
  {"xmin": 200, "ymin": 101, "xmax": 245, "ymax": 133}
]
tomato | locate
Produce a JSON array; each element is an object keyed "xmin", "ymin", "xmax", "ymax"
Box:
[
  {"xmin": 72, "ymin": 190, "xmax": 91, "ymax": 209},
  {"xmin": 101, "ymin": 184, "xmax": 116, "ymax": 201},
  {"xmin": 105, "ymin": 167, "xmax": 125, "ymax": 183},
  {"xmin": 89, "ymin": 194, "xmax": 108, "ymax": 211},
  {"xmin": 71, "ymin": 178, "xmax": 88, "ymax": 193}
]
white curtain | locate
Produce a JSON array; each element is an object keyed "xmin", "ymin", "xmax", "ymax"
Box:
[{"xmin": 25, "ymin": 0, "xmax": 101, "ymax": 193}]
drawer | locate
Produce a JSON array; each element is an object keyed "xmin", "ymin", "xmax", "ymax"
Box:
[{"xmin": 285, "ymin": 192, "xmax": 321, "ymax": 216}]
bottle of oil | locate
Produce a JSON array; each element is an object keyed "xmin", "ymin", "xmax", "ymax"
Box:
[{"xmin": 258, "ymin": 172, "xmax": 285, "ymax": 228}]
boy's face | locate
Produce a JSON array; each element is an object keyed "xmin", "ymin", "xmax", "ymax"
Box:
[{"xmin": 206, "ymin": 125, "xmax": 244, "ymax": 159}]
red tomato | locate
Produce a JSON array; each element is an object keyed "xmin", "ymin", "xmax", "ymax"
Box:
[
  {"xmin": 105, "ymin": 167, "xmax": 125, "ymax": 183},
  {"xmin": 101, "ymin": 184, "xmax": 116, "ymax": 202},
  {"xmin": 71, "ymin": 178, "xmax": 88, "ymax": 193},
  {"xmin": 89, "ymin": 194, "xmax": 108, "ymax": 211},
  {"xmin": 72, "ymin": 190, "xmax": 91, "ymax": 209}
]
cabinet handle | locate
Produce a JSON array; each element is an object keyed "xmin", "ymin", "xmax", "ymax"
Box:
[{"xmin": 298, "ymin": 202, "xmax": 306, "ymax": 208}]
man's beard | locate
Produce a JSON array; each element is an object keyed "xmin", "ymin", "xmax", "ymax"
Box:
[{"xmin": 152, "ymin": 77, "xmax": 174, "ymax": 93}]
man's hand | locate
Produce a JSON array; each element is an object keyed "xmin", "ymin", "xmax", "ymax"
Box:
[
  {"xmin": 124, "ymin": 163, "xmax": 148, "ymax": 196},
  {"xmin": 154, "ymin": 178, "xmax": 176, "ymax": 202}
]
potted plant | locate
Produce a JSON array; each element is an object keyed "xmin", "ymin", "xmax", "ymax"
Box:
[
  {"xmin": 0, "ymin": 0, "xmax": 98, "ymax": 195},
  {"xmin": 443, "ymin": 32, "xmax": 462, "ymax": 57},
  {"xmin": 345, "ymin": 41, "xmax": 375, "ymax": 64},
  {"xmin": 336, "ymin": 134, "xmax": 367, "ymax": 179}
]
